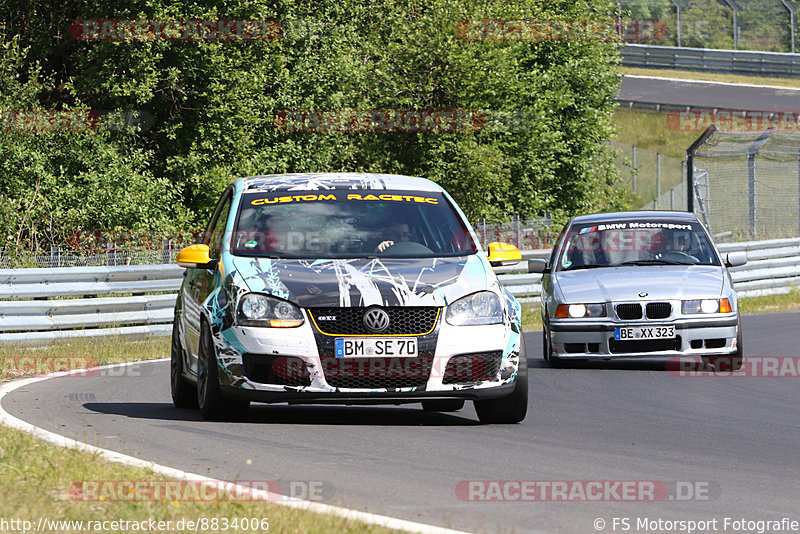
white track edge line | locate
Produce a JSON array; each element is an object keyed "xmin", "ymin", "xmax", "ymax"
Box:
[
  {"xmin": 0, "ymin": 360, "xmax": 472, "ymax": 534},
  {"xmin": 623, "ymin": 74, "xmax": 800, "ymax": 92}
]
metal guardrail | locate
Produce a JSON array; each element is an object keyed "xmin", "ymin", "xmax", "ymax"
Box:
[
  {"xmin": 621, "ymin": 44, "xmax": 800, "ymax": 78},
  {"xmin": 0, "ymin": 265, "xmax": 182, "ymax": 344},
  {"xmin": 0, "ymin": 240, "xmax": 797, "ymax": 344}
]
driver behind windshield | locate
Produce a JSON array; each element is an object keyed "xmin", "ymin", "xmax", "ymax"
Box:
[{"xmin": 375, "ymin": 222, "xmax": 412, "ymax": 253}]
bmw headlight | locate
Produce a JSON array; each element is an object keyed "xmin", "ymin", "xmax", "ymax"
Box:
[
  {"xmin": 682, "ymin": 299, "xmax": 732, "ymax": 314},
  {"xmin": 238, "ymin": 293, "xmax": 304, "ymax": 327},
  {"xmin": 446, "ymin": 291, "xmax": 503, "ymax": 326},
  {"xmin": 555, "ymin": 303, "xmax": 606, "ymax": 318}
]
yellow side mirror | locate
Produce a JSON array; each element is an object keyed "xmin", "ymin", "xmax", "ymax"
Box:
[
  {"xmin": 487, "ymin": 242, "xmax": 522, "ymax": 267},
  {"xmin": 177, "ymin": 244, "xmax": 213, "ymax": 269}
]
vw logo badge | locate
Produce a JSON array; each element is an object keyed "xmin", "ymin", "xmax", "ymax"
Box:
[
  {"xmin": 638, "ymin": 291, "xmax": 648, "ymax": 298},
  {"xmin": 363, "ymin": 307, "xmax": 390, "ymax": 333}
]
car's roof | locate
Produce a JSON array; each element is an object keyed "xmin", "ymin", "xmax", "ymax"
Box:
[
  {"xmin": 570, "ymin": 211, "xmax": 700, "ymax": 225},
  {"xmin": 239, "ymin": 173, "xmax": 444, "ymax": 193}
]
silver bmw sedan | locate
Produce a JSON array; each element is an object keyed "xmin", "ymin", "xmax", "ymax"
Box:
[{"xmin": 532, "ymin": 211, "xmax": 747, "ymax": 370}]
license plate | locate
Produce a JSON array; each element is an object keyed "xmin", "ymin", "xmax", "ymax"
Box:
[
  {"xmin": 335, "ymin": 338, "xmax": 418, "ymax": 358},
  {"xmin": 614, "ymin": 325, "xmax": 675, "ymax": 340}
]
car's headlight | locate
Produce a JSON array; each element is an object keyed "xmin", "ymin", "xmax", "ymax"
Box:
[
  {"xmin": 446, "ymin": 291, "xmax": 503, "ymax": 326},
  {"xmin": 555, "ymin": 303, "xmax": 606, "ymax": 318},
  {"xmin": 682, "ymin": 299, "xmax": 732, "ymax": 314},
  {"xmin": 238, "ymin": 293, "xmax": 304, "ymax": 327}
]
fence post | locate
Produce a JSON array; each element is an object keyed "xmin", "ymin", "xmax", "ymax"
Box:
[
  {"xmin": 748, "ymin": 152, "xmax": 757, "ymax": 239},
  {"xmin": 161, "ymin": 238, "xmax": 170, "ymax": 264},
  {"xmin": 632, "ymin": 145, "xmax": 637, "ymax": 192},
  {"xmin": 656, "ymin": 152, "xmax": 661, "ymax": 209}
]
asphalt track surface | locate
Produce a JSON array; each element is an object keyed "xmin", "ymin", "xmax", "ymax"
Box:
[
  {"xmin": 619, "ymin": 75, "xmax": 800, "ymax": 111},
  {"xmin": 4, "ymin": 311, "xmax": 800, "ymax": 534}
]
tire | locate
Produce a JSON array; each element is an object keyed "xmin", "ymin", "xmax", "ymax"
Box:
[
  {"xmin": 543, "ymin": 329, "xmax": 565, "ymax": 368},
  {"xmin": 422, "ymin": 399, "xmax": 465, "ymax": 412},
  {"xmin": 198, "ymin": 322, "xmax": 249, "ymax": 421},
  {"xmin": 170, "ymin": 315, "xmax": 198, "ymax": 409},
  {"xmin": 474, "ymin": 337, "xmax": 529, "ymax": 424}
]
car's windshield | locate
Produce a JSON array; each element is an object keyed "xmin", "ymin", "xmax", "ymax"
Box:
[
  {"xmin": 232, "ymin": 190, "xmax": 478, "ymax": 259},
  {"xmin": 555, "ymin": 220, "xmax": 720, "ymax": 271}
]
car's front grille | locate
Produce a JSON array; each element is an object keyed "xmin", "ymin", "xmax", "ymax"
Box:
[
  {"xmin": 616, "ymin": 303, "xmax": 643, "ymax": 320},
  {"xmin": 646, "ymin": 302, "xmax": 671, "ymax": 319},
  {"xmin": 609, "ymin": 336, "xmax": 682, "ymax": 353},
  {"xmin": 308, "ymin": 307, "xmax": 439, "ymax": 336},
  {"xmin": 242, "ymin": 354, "xmax": 311, "ymax": 387},
  {"xmin": 442, "ymin": 351, "xmax": 503, "ymax": 384},
  {"xmin": 318, "ymin": 352, "xmax": 435, "ymax": 389}
]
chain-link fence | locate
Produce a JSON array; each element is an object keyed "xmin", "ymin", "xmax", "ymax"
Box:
[
  {"xmin": 611, "ymin": 141, "xmax": 686, "ymax": 209},
  {"xmin": 688, "ymin": 126, "xmax": 800, "ymax": 241},
  {"xmin": 621, "ymin": 0, "xmax": 798, "ymax": 53},
  {"xmin": 0, "ymin": 242, "xmax": 191, "ymax": 269},
  {"xmin": 472, "ymin": 217, "xmax": 559, "ymax": 250}
]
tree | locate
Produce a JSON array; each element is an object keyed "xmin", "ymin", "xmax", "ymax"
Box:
[{"xmin": 0, "ymin": 0, "xmax": 629, "ymax": 259}]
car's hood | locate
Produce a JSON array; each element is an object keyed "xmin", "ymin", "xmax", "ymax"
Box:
[
  {"xmin": 228, "ymin": 255, "xmax": 493, "ymax": 308},
  {"xmin": 554, "ymin": 265, "xmax": 725, "ymax": 302}
]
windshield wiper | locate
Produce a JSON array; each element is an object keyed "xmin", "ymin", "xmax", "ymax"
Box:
[
  {"xmin": 561, "ymin": 264, "xmax": 608, "ymax": 271},
  {"xmin": 620, "ymin": 259, "xmax": 694, "ymax": 266}
]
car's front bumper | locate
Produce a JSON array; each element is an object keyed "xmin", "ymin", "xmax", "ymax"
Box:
[
  {"xmin": 549, "ymin": 315, "xmax": 739, "ymax": 360},
  {"xmin": 212, "ymin": 320, "xmax": 523, "ymax": 403}
]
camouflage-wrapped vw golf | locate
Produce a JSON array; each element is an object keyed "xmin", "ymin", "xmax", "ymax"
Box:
[{"xmin": 171, "ymin": 173, "xmax": 528, "ymax": 423}]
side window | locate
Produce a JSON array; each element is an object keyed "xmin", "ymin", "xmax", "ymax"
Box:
[
  {"xmin": 550, "ymin": 225, "xmax": 569, "ymax": 267},
  {"xmin": 204, "ymin": 193, "xmax": 233, "ymax": 259}
]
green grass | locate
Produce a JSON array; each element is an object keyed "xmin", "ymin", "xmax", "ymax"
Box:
[
  {"xmin": 738, "ymin": 288, "xmax": 800, "ymax": 315},
  {"xmin": 0, "ymin": 337, "xmax": 399, "ymax": 534},
  {"xmin": 0, "ymin": 424, "xmax": 397, "ymax": 533},
  {"xmin": 0, "ymin": 336, "xmax": 170, "ymax": 381},
  {"xmin": 621, "ymin": 66, "xmax": 800, "ymax": 89},
  {"xmin": 613, "ymin": 108, "xmax": 700, "ymax": 161}
]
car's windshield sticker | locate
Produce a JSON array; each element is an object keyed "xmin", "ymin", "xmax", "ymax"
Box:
[
  {"xmin": 591, "ymin": 222, "xmax": 694, "ymax": 231},
  {"xmin": 251, "ymin": 193, "xmax": 337, "ymax": 205},
  {"xmin": 249, "ymin": 193, "xmax": 439, "ymax": 205}
]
